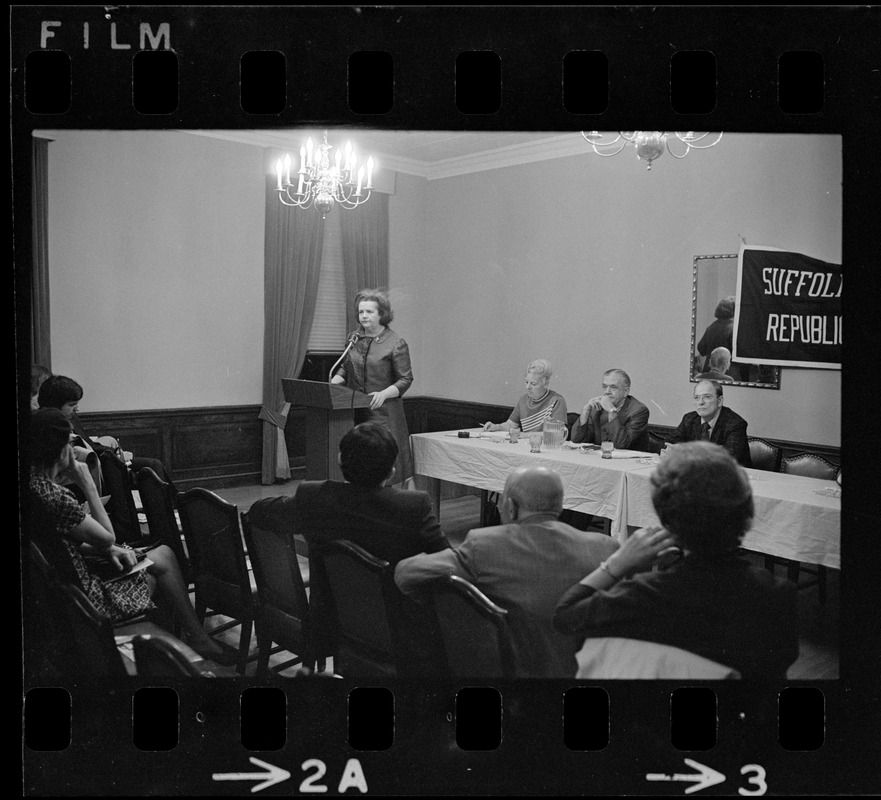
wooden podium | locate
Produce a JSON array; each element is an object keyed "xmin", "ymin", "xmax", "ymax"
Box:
[{"xmin": 282, "ymin": 379, "xmax": 372, "ymax": 481}]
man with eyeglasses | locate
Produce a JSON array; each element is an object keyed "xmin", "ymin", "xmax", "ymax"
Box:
[{"xmin": 663, "ymin": 379, "xmax": 752, "ymax": 466}]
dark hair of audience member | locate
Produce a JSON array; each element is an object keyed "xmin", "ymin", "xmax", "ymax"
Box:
[
  {"xmin": 714, "ymin": 296, "xmax": 735, "ymax": 320},
  {"xmin": 30, "ymin": 408, "xmax": 73, "ymax": 470},
  {"xmin": 354, "ymin": 288, "xmax": 394, "ymax": 326},
  {"xmin": 31, "ymin": 365, "xmax": 52, "ymax": 397},
  {"xmin": 649, "ymin": 440, "xmax": 753, "ymax": 557},
  {"xmin": 38, "ymin": 374, "xmax": 83, "ymax": 409},
  {"xmin": 339, "ymin": 422, "xmax": 399, "ymax": 487}
]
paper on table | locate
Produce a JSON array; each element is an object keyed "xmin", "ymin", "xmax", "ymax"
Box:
[{"xmin": 566, "ymin": 445, "xmax": 647, "ymax": 458}]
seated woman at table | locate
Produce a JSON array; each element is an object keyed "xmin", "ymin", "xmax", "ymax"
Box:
[
  {"xmin": 553, "ymin": 441, "xmax": 799, "ymax": 680},
  {"xmin": 28, "ymin": 408, "xmax": 236, "ymax": 665},
  {"xmin": 483, "ymin": 359, "xmax": 568, "ymax": 433}
]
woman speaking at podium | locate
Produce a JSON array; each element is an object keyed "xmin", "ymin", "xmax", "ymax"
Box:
[{"xmin": 331, "ymin": 288, "xmax": 414, "ymax": 485}]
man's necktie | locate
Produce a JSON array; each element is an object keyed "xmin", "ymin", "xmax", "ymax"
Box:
[{"xmin": 701, "ymin": 422, "xmax": 711, "ymax": 440}]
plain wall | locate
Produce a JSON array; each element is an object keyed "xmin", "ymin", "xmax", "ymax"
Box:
[
  {"xmin": 398, "ymin": 133, "xmax": 841, "ymax": 446},
  {"xmin": 45, "ymin": 130, "xmax": 266, "ymax": 411},
  {"xmin": 43, "ymin": 130, "xmax": 841, "ymax": 447}
]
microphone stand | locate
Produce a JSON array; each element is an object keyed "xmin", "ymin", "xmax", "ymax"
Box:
[{"xmin": 328, "ymin": 334, "xmax": 360, "ymax": 383}]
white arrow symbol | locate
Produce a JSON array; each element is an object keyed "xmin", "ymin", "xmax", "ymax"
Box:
[
  {"xmin": 646, "ymin": 758, "xmax": 726, "ymax": 794},
  {"xmin": 212, "ymin": 757, "xmax": 291, "ymax": 793}
]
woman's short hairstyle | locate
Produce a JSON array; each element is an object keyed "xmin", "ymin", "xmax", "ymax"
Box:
[
  {"xmin": 31, "ymin": 365, "xmax": 52, "ymax": 397},
  {"xmin": 526, "ymin": 359, "xmax": 553, "ymax": 382},
  {"xmin": 38, "ymin": 375, "xmax": 83, "ymax": 409},
  {"xmin": 355, "ymin": 288, "xmax": 394, "ymax": 326},
  {"xmin": 714, "ymin": 296, "xmax": 736, "ymax": 320},
  {"xmin": 650, "ymin": 441, "xmax": 753, "ymax": 556},
  {"xmin": 339, "ymin": 422, "xmax": 399, "ymax": 487},
  {"xmin": 30, "ymin": 408, "xmax": 72, "ymax": 468}
]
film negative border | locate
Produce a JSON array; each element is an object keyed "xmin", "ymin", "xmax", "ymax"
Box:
[{"xmin": 13, "ymin": 4, "xmax": 880, "ymax": 796}]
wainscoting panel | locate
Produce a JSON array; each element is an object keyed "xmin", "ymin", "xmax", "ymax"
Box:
[
  {"xmin": 78, "ymin": 406, "xmax": 263, "ymax": 491},
  {"xmin": 78, "ymin": 397, "xmax": 839, "ymax": 492}
]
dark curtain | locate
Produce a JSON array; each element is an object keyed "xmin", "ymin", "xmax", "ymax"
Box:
[
  {"xmin": 340, "ymin": 192, "xmax": 389, "ymax": 331},
  {"xmin": 32, "ymin": 138, "xmax": 51, "ymax": 368},
  {"xmin": 260, "ymin": 174, "xmax": 325, "ymax": 484}
]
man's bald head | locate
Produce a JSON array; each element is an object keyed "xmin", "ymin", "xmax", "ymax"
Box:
[{"xmin": 501, "ymin": 465, "xmax": 564, "ymax": 522}]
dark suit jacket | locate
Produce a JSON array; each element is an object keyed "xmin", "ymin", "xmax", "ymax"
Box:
[
  {"xmin": 248, "ymin": 481, "xmax": 449, "ymax": 564},
  {"xmin": 667, "ymin": 405, "xmax": 752, "ymax": 466},
  {"xmin": 554, "ymin": 553, "xmax": 797, "ymax": 680},
  {"xmin": 570, "ymin": 395, "xmax": 650, "ymax": 451},
  {"xmin": 248, "ymin": 481, "xmax": 450, "ymax": 667}
]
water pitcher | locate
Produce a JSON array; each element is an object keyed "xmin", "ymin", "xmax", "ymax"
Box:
[{"xmin": 542, "ymin": 418, "xmax": 569, "ymax": 449}]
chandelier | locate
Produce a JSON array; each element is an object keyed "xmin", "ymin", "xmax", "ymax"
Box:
[
  {"xmin": 580, "ymin": 131, "xmax": 723, "ymax": 171},
  {"xmin": 275, "ymin": 131, "xmax": 375, "ymax": 216}
]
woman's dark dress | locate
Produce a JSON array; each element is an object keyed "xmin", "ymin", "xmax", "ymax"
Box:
[{"xmin": 334, "ymin": 327, "xmax": 415, "ymax": 481}]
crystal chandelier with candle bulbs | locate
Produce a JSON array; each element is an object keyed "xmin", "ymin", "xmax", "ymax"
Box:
[
  {"xmin": 275, "ymin": 130, "xmax": 375, "ymax": 216},
  {"xmin": 580, "ymin": 131, "xmax": 723, "ymax": 171}
]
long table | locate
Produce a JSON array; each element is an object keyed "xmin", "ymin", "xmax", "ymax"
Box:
[{"xmin": 411, "ymin": 430, "xmax": 840, "ymax": 569}]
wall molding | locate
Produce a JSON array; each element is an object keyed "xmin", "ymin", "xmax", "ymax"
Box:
[{"xmin": 78, "ymin": 396, "xmax": 840, "ymax": 491}]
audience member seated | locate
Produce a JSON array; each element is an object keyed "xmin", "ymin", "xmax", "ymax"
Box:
[
  {"xmin": 31, "ymin": 364, "xmax": 51, "ymax": 410},
  {"xmin": 570, "ymin": 368, "xmax": 650, "ymax": 451},
  {"xmin": 395, "ymin": 465, "xmax": 618, "ymax": 678},
  {"xmin": 664, "ymin": 379, "xmax": 752, "ymax": 466},
  {"xmin": 554, "ymin": 441, "xmax": 798, "ymax": 680},
  {"xmin": 27, "ymin": 408, "xmax": 234, "ymax": 665},
  {"xmin": 38, "ymin": 374, "xmax": 176, "ymax": 489},
  {"xmin": 696, "ymin": 347, "xmax": 735, "ymax": 382},
  {"xmin": 697, "ymin": 295, "xmax": 746, "ymax": 381},
  {"xmin": 248, "ymin": 422, "xmax": 451, "ymax": 664},
  {"xmin": 482, "ymin": 359, "xmax": 568, "ymax": 433}
]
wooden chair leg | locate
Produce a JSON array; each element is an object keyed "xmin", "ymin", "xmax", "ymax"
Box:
[
  {"xmin": 237, "ymin": 620, "xmax": 253, "ymax": 675},
  {"xmin": 818, "ymin": 566, "xmax": 827, "ymax": 605},
  {"xmin": 786, "ymin": 561, "xmax": 801, "ymax": 585}
]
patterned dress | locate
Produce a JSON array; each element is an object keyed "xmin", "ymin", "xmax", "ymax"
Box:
[
  {"xmin": 29, "ymin": 471, "xmax": 154, "ymax": 622},
  {"xmin": 509, "ymin": 389, "xmax": 568, "ymax": 431}
]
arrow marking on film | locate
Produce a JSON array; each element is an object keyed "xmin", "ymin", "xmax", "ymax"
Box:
[
  {"xmin": 212, "ymin": 757, "xmax": 291, "ymax": 793},
  {"xmin": 646, "ymin": 758, "xmax": 726, "ymax": 794}
]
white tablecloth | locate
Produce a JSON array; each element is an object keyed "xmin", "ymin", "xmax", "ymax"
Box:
[
  {"xmin": 622, "ymin": 467, "xmax": 840, "ymax": 569},
  {"xmin": 411, "ymin": 431, "xmax": 658, "ymax": 537},
  {"xmin": 411, "ymin": 431, "xmax": 840, "ymax": 569}
]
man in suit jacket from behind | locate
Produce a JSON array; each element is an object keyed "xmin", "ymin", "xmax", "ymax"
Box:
[
  {"xmin": 665, "ymin": 379, "xmax": 752, "ymax": 467},
  {"xmin": 247, "ymin": 421, "xmax": 450, "ymax": 672},
  {"xmin": 395, "ymin": 465, "xmax": 619, "ymax": 678}
]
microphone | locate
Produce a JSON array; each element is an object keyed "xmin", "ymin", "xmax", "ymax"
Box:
[{"xmin": 330, "ymin": 332, "xmax": 364, "ymax": 383}]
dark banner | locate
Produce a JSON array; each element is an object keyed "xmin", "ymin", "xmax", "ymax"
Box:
[{"xmin": 733, "ymin": 245, "xmax": 841, "ymax": 369}]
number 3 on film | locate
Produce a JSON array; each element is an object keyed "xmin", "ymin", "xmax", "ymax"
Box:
[
  {"xmin": 738, "ymin": 764, "xmax": 767, "ymax": 796},
  {"xmin": 646, "ymin": 760, "xmax": 767, "ymax": 795}
]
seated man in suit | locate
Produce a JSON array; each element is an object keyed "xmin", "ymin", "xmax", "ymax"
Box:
[
  {"xmin": 570, "ymin": 368, "xmax": 650, "ymax": 451},
  {"xmin": 696, "ymin": 347, "xmax": 735, "ymax": 383},
  {"xmin": 664, "ymin": 379, "xmax": 752, "ymax": 466},
  {"xmin": 395, "ymin": 465, "xmax": 619, "ymax": 678},
  {"xmin": 554, "ymin": 441, "xmax": 797, "ymax": 680},
  {"xmin": 248, "ymin": 422, "xmax": 450, "ymax": 671}
]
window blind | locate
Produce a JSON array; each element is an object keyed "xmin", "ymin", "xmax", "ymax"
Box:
[{"xmin": 306, "ymin": 211, "xmax": 347, "ymax": 350}]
